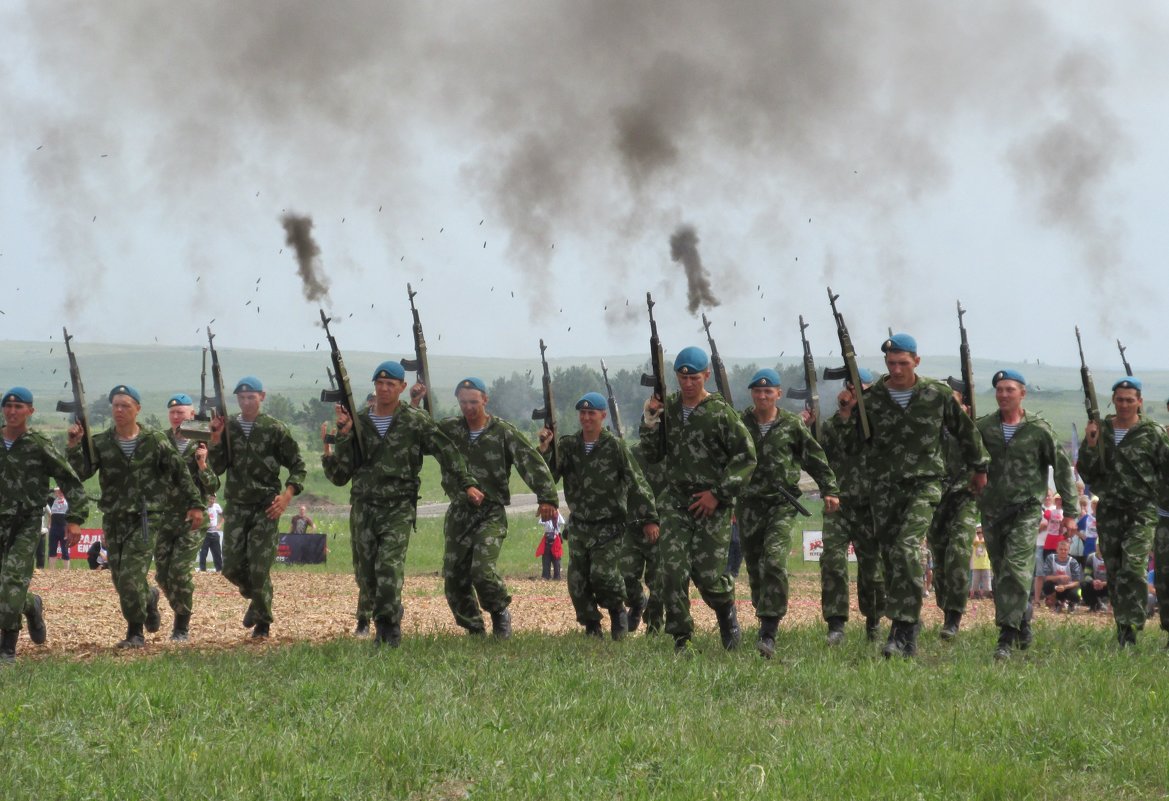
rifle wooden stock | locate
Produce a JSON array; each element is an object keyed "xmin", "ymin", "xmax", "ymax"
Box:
[
  {"xmin": 600, "ymin": 358, "xmax": 623, "ymax": 439},
  {"xmin": 701, "ymin": 313, "xmax": 733, "ymax": 407},
  {"xmin": 826, "ymin": 287, "xmax": 871, "ymax": 441}
]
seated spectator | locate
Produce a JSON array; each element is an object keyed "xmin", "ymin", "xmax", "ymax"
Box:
[
  {"xmin": 87, "ymin": 538, "xmax": 109, "ymax": 570},
  {"xmin": 1080, "ymin": 550, "xmax": 1109, "ymax": 612},
  {"xmin": 1042, "ymin": 539, "xmax": 1082, "ymax": 612}
]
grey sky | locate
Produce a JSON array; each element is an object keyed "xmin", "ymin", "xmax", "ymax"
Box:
[{"xmin": 2, "ymin": 1, "xmax": 1167, "ymax": 369}]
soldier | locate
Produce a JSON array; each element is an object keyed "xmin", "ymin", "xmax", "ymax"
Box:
[
  {"xmin": 817, "ymin": 368, "xmax": 886, "ymax": 646},
  {"xmin": 1077, "ymin": 376, "xmax": 1169, "ymax": 648},
  {"xmin": 322, "ymin": 361, "xmax": 480, "ymax": 647},
  {"xmin": 736, "ymin": 368, "xmax": 839, "ymax": 658},
  {"xmin": 925, "ymin": 423, "xmax": 981, "ymax": 640},
  {"xmin": 207, "ymin": 376, "xmax": 306, "ymax": 639},
  {"xmin": 68, "ymin": 385, "xmax": 203, "ymax": 648},
  {"xmin": 538, "ymin": 392, "xmax": 659, "ymax": 640},
  {"xmin": 437, "ymin": 377, "xmax": 559, "ymax": 637},
  {"xmin": 0, "ymin": 387, "xmax": 89, "ymax": 663},
  {"xmin": 621, "ymin": 451, "xmax": 666, "ymax": 633},
  {"xmin": 638, "ymin": 347, "xmax": 756, "ymax": 653},
  {"xmin": 976, "ymin": 370, "xmax": 1077, "ymax": 659},
  {"xmin": 158, "ymin": 393, "xmax": 220, "ymax": 641},
  {"xmin": 851, "ymin": 334, "xmax": 987, "ymax": 658}
]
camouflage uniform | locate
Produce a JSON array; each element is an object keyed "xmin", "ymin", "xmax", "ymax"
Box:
[
  {"xmin": 437, "ymin": 415, "xmax": 558, "ymax": 633},
  {"xmin": 737, "ymin": 408, "xmax": 838, "ymax": 622},
  {"xmin": 1155, "ymin": 507, "xmax": 1169, "ymax": 636},
  {"xmin": 819, "ymin": 413, "xmax": 885, "ymax": 625},
  {"xmin": 323, "ymin": 404, "xmax": 476, "ymax": 634},
  {"xmin": 70, "ymin": 426, "xmax": 202, "ymax": 628},
  {"xmin": 976, "ymin": 410, "xmax": 1076, "ymax": 632},
  {"xmin": 622, "ymin": 451, "xmax": 666, "ymax": 631},
  {"xmin": 1077, "ymin": 415, "xmax": 1169, "ymax": 635},
  {"xmin": 925, "ymin": 433, "xmax": 979, "ymax": 615},
  {"xmin": 1, "ymin": 431, "xmax": 89, "ymax": 638},
  {"xmin": 155, "ymin": 432, "xmax": 220, "ymax": 620},
  {"xmin": 637, "ymin": 393, "xmax": 756, "ymax": 642},
  {"xmin": 208, "ymin": 414, "xmax": 306, "ymax": 628},
  {"xmin": 860, "ymin": 376, "xmax": 987, "ymax": 628},
  {"xmin": 547, "ymin": 429, "xmax": 657, "ymax": 631}
]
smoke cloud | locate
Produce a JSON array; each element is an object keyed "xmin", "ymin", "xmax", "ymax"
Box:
[
  {"xmin": 280, "ymin": 213, "xmax": 330, "ymax": 304},
  {"xmin": 669, "ymin": 225, "xmax": 719, "ymax": 314}
]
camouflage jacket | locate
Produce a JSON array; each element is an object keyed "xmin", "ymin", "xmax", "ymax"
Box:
[
  {"xmin": 636, "ymin": 392, "xmax": 757, "ymax": 507},
  {"xmin": 1, "ymin": 429, "xmax": 90, "ymax": 523},
  {"xmin": 166, "ymin": 430, "xmax": 220, "ymax": 516},
  {"xmin": 436, "ymin": 415, "xmax": 558, "ymax": 507},
  {"xmin": 324, "ymin": 404, "xmax": 477, "ymax": 504},
  {"xmin": 859, "ymin": 375, "xmax": 988, "ymax": 487},
  {"xmin": 1077, "ymin": 415, "xmax": 1169, "ymax": 507},
  {"xmin": 820, "ymin": 412, "xmax": 868, "ymax": 500},
  {"xmin": 207, "ymin": 413, "xmax": 306, "ymax": 506},
  {"xmin": 70, "ymin": 425, "xmax": 202, "ymax": 516},
  {"xmin": 546, "ymin": 429, "xmax": 658, "ymax": 525},
  {"xmin": 739, "ymin": 407, "xmax": 839, "ymax": 503},
  {"xmin": 976, "ymin": 410, "xmax": 1077, "ymax": 518}
]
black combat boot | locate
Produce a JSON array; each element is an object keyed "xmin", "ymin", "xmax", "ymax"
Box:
[
  {"xmin": 144, "ymin": 587, "xmax": 161, "ymax": 634},
  {"xmin": 673, "ymin": 634, "xmax": 691, "ymax": 654},
  {"xmin": 1118, "ymin": 623, "xmax": 1137, "ymax": 649},
  {"xmin": 0, "ymin": 629, "xmax": 17, "ymax": 663},
  {"xmin": 374, "ymin": 619, "xmax": 401, "ymax": 648},
  {"xmin": 757, "ymin": 616, "xmax": 780, "ymax": 659},
  {"xmin": 882, "ymin": 622, "xmax": 904, "ymax": 659},
  {"xmin": 171, "ymin": 613, "xmax": 191, "ymax": 642},
  {"xmin": 627, "ymin": 593, "xmax": 647, "ymax": 633},
  {"xmin": 242, "ymin": 601, "xmax": 256, "ymax": 629},
  {"xmin": 354, "ymin": 616, "xmax": 371, "ymax": 638},
  {"xmin": 251, "ymin": 622, "xmax": 270, "ymax": 639},
  {"xmin": 865, "ymin": 617, "xmax": 881, "ymax": 642},
  {"xmin": 584, "ymin": 621, "xmax": 604, "ymax": 638},
  {"xmin": 901, "ymin": 621, "xmax": 921, "ymax": 657},
  {"xmin": 715, "ymin": 603, "xmax": 742, "ymax": 651},
  {"xmin": 993, "ymin": 627, "xmax": 1016, "ymax": 661},
  {"xmin": 25, "ymin": 593, "xmax": 47, "ymax": 645},
  {"xmin": 116, "ymin": 622, "xmax": 145, "ymax": 649},
  {"xmin": 1016, "ymin": 619, "xmax": 1033, "ymax": 650},
  {"xmin": 609, "ymin": 607, "xmax": 628, "ymax": 641},
  {"xmin": 940, "ymin": 610, "xmax": 962, "ymax": 641},
  {"xmin": 825, "ymin": 616, "xmax": 846, "ymax": 647},
  {"xmin": 490, "ymin": 608, "xmax": 512, "ymax": 640}
]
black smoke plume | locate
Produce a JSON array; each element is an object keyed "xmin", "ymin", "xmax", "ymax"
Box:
[
  {"xmin": 280, "ymin": 213, "xmax": 331, "ymax": 304},
  {"xmin": 670, "ymin": 224, "xmax": 719, "ymax": 314}
]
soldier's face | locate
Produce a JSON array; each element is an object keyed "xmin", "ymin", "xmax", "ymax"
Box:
[
  {"xmin": 235, "ymin": 391, "xmax": 264, "ymax": 417},
  {"xmin": 884, "ymin": 351, "xmax": 920, "ymax": 388},
  {"xmin": 111, "ymin": 396, "xmax": 140, "ymax": 427},
  {"xmin": 676, "ymin": 370, "xmax": 709, "ymax": 404},
  {"xmin": 374, "ymin": 378, "xmax": 406, "ymax": 406},
  {"xmin": 456, "ymin": 388, "xmax": 488, "ymax": 422},
  {"xmin": 750, "ymin": 387, "xmax": 780, "ymax": 413},
  {"xmin": 2, "ymin": 400, "xmax": 32, "ymax": 429},
  {"xmin": 168, "ymin": 405, "xmax": 194, "ymax": 429},
  {"xmin": 578, "ymin": 408, "xmax": 605, "ymax": 438},
  {"xmin": 1113, "ymin": 389, "xmax": 1141, "ymax": 419},
  {"xmin": 995, "ymin": 380, "xmax": 1025, "ymax": 414}
]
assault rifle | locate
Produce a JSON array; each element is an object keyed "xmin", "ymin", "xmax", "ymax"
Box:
[
  {"xmin": 179, "ymin": 347, "xmax": 214, "ymax": 442},
  {"xmin": 399, "ymin": 283, "xmax": 433, "ymax": 415},
  {"xmin": 205, "ymin": 326, "xmax": 232, "ymax": 467},
  {"xmin": 826, "ymin": 287, "xmax": 871, "ymax": 441},
  {"xmin": 1117, "ymin": 339, "xmax": 1134, "ymax": 377},
  {"xmin": 786, "ymin": 315, "xmax": 821, "ymax": 442},
  {"xmin": 56, "ymin": 327, "xmax": 96, "ymax": 473},
  {"xmin": 532, "ymin": 339, "xmax": 559, "ymax": 471},
  {"xmin": 944, "ymin": 300, "xmax": 976, "ymax": 418},
  {"xmin": 1075, "ymin": 326, "xmax": 1102, "ymax": 457},
  {"xmin": 639, "ymin": 293, "xmax": 668, "ymax": 449},
  {"xmin": 319, "ymin": 309, "xmax": 365, "ymax": 466},
  {"xmin": 600, "ymin": 358, "xmax": 623, "ymax": 438},
  {"xmin": 700, "ymin": 313, "xmax": 733, "ymax": 407}
]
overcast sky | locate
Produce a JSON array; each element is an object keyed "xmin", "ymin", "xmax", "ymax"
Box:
[{"xmin": 2, "ymin": 2, "xmax": 1167, "ymax": 369}]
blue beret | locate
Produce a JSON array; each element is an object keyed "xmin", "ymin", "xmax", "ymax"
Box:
[
  {"xmin": 575, "ymin": 392, "xmax": 608, "ymax": 411},
  {"xmin": 855, "ymin": 367, "xmax": 875, "ymax": 385},
  {"xmin": 1113, "ymin": 376, "xmax": 1142, "ymax": 393},
  {"xmin": 991, "ymin": 369, "xmax": 1026, "ymax": 388},
  {"xmin": 233, "ymin": 376, "xmax": 264, "ymax": 394},
  {"xmin": 108, "ymin": 385, "xmax": 142, "ymax": 404},
  {"xmin": 455, "ymin": 377, "xmax": 487, "ymax": 395},
  {"xmin": 1, "ymin": 387, "xmax": 33, "ymax": 405},
  {"xmin": 167, "ymin": 393, "xmax": 194, "ymax": 408},
  {"xmin": 881, "ymin": 332, "xmax": 917, "ymax": 354},
  {"xmin": 673, "ymin": 346, "xmax": 710, "ymax": 375},
  {"xmin": 748, "ymin": 368, "xmax": 781, "ymax": 389},
  {"xmin": 372, "ymin": 361, "xmax": 406, "ymax": 381}
]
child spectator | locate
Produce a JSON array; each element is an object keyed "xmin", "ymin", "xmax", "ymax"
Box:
[
  {"xmin": 970, "ymin": 525, "xmax": 992, "ymax": 599},
  {"xmin": 536, "ymin": 510, "xmax": 564, "ymax": 580},
  {"xmin": 1075, "ymin": 495, "xmax": 1098, "ymax": 571}
]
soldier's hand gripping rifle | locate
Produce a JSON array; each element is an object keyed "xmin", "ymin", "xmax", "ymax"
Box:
[
  {"xmin": 1117, "ymin": 339, "xmax": 1134, "ymax": 377},
  {"xmin": 56, "ymin": 327, "xmax": 96, "ymax": 473},
  {"xmin": 785, "ymin": 315, "xmax": 821, "ymax": 442},
  {"xmin": 319, "ymin": 310, "xmax": 365, "ymax": 466},
  {"xmin": 944, "ymin": 300, "xmax": 976, "ymax": 419},
  {"xmin": 1076, "ymin": 326, "xmax": 1103, "ymax": 457},
  {"xmin": 532, "ymin": 339, "xmax": 559, "ymax": 471},
  {"xmin": 639, "ymin": 293, "xmax": 668, "ymax": 449},
  {"xmin": 826, "ymin": 287, "xmax": 871, "ymax": 441},
  {"xmin": 600, "ymin": 358, "xmax": 623, "ymax": 439},
  {"xmin": 701, "ymin": 313, "xmax": 733, "ymax": 407},
  {"xmin": 179, "ymin": 347, "xmax": 214, "ymax": 442},
  {"xmin": 399, "ymin": 283, "xmax": 433, "ymax": 415},
  {"xmin": 205, "ymin": 326, "xmax": 233, "ymax": 467}
]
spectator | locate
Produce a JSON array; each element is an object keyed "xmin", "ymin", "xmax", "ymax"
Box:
[
  {"xmin": 970, "ymin": 525, "xmax": 992, "ymax": 600},
  {"xmin": 87, "ymin": 537, "xmax": 109, "ymax": 570},
  {"xmin": 37, "ymin": 503, "xmax": 49, "ymax": 570},
  {"xmin": 535, "ymin": 510, "xmax": 564, "ymax": 580},
  {"xmin": 47, "ymin": 486, "xmax": 71, "ymax": 569},
  {"xmin": 1080, "ymin": 550, "xmax": 1109, "ymax": 612},
  {"xmin": 1148, "ymin": 565, "xmax": 1158, "ymax": 620},
  {"xmin": 199, "ymin": 493, "xmax": 224, "ymax": 572},
  {"xmin": 1075, "ymin": 495, "xmax": 1098, "ymax": 571},
  {"xmin": 289, "ymin": 505, "xmax": 314, "ymax": 535},
  {"xmin": 1042, "ymin": 539, "xmax": 1082, "ymax": 612}
]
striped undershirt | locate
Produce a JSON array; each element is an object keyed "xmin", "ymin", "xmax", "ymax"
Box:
[
  {"xmin": 369, "ymin": 413, "xmax": 393, "ymax": 437},
  {"xmin": 758, "ymin": 421, "xmax": 775, "ymax": 437},
  {"xmin": 887, "ymin": 388, "xmax": 914, "ymax": 409},
  {"xmin": 2, "ymin": 438, "xmax": 13, "ymax": 450},
  {"xmin": 1158, "ymin": 506, "xmax": 1169, "ymax": 519},
  {"xmin": 681, "ymin": 405, "xmax": 696, "ymax": 424},
  {"xmin": 116, "ymin": 436, "xmax": 139, "ymax": 458},
  {"xmin": 238, "ymin": 417, "xmax": 255, "ymax": 437},
  {"xmin": 583, "ymin": 440, "xmax": 597, "ymax": 455},
  {"xmin": 1001, "ymin": 422, "xmax": 1020, "ymax": 443},
  {"xmin": 468, "ymin": 427, "xmax": 486, "ymax": 443},
  {"xmin": 175, "ymin": 438, "xmax": 191, "ymax": 456},
  {"xmin": 1113, "ymin": 428, "xmax": 1127, "ymax": 445}
]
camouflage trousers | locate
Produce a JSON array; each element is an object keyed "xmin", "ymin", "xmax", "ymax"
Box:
[
  {"xmin": 0, "ymin": 512, "xmax": 42, "ymax": 632},
  {"xmin": 737, "ymin": 498, "xmax": 797, "ymax": 620},
  {"xmin": 658, "ymin": 499, "xmax": 736, "ymax": 639},
  {"xmin": 104, "ymin": 510, "xmax": 160, "ymax": 626},
  {"xmin": 620, "ymin": 523, "xmax": 663, "ymax": 630},
  {"xmin": 222, "ymin": 503, "xmax": 280, "ymax": 626},
  {"xmin": 981, "ymin": 500, "xmax": 1041, "ymax": 629},
  {"xmin": 443, "ymin": 501, "xmax": 510, "ymax": 632},
  {"xmin": 1155, "ymin": 517, "xmax": 1169, "ymax": 633},
  {"xmin": 351, "ymin": 497, "xmax": 415, "ymax": 626},
  {"xmin": 926, "ymin": 484, "xmax": 977, "ymax": 614},
  {"xmin": 871, "ymin": 481, "xmax": 943, "ymax": 624},
  {"xmin": 820, "ymin": 498, "xmax": 885, "ymax": 622},
  {"xmin": 349, "ymin": 513, "xmax": 373, "ymax": 623},
  {"xmin": 565, "ymin": 521, "xmax": 626, "ymax": 626},
  {"xmin": 1097, "ymin": 498, "xmax": 1156, "ymax": 630},
  {"xmin": 154, "ymin": 514, "xmax": 203, "ymax": 617}
]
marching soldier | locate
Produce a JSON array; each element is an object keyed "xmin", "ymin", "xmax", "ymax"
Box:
[
  {"xmin": 1, "ymin": 387, "xmax": 89, "ymax": 662},
  {"xmin": 925, "ymin": 429, "xmax": 981, "ymax": 640},
  {"xmin": 621, "ymin": 451, "xmax": 666, "ymax": 633},
  {"xmin": 68, "ymin": 385, "xmax": 203, "ymax": 648}
]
